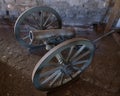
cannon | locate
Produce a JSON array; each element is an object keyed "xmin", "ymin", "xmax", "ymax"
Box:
[
  {"xmin": 30, "ymin": 29, "xmax": 95, "ymax": 91},
  {"xmin": 14, "ymin": 5, "xmax": 120, "ymax": 92},
  {"xmin": 14, "ymin": 6, "xmax": 95, "ymax": 91}
]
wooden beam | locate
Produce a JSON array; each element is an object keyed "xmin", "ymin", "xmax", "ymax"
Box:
[{"xmin": 104, "ymin": 0, "xmax": 120, "ymax": 32}]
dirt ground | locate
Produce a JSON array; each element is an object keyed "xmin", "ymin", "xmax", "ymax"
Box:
[
  {"xmin": 0, "ymin": 62, "xmax": 118, "ymax": 96},
  {"xmin": 0, "ymin": 62, "xmax": 45, "ymax": 96},
  {"xmin": 0, "ymin": 19, "xmax": 120, "ymax": 96}
]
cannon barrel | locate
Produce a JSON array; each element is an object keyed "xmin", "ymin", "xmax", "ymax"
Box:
[{"xmin": 29, "ymin": 28, "xmax": 75, "ymax": 42}]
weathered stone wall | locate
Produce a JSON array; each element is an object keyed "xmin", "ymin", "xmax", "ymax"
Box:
[
  {"xmin": 43, "ymin": 0, "xmax": 110, "ymax": 25},
  {"xmin": 0, "ymin": 0, "xmax": 109, "ymax": 25}
]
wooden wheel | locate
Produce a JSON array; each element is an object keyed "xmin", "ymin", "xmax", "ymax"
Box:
[
  {"xmin": 32, "ymin": 38, "xmax": 95, "ymax": 91},
  {"xmin": 14, "ymin": 6, "xmax": 62, "ymax": 48}
]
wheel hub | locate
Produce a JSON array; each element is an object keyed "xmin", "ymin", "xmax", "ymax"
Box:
[{"xmin": 61, "ymin": 63, "xmax": 75, "ymax": 75}]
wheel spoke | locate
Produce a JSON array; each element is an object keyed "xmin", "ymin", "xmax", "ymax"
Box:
[
  {"xmin": 59, "ymin": 73, "xmax": 72, "ymax": 85},
  {"xmin": 27, "ymin": 23, "xmax": 39, "ymax": 29},
  {"xmin": 73, "ymin": 66, "xmax": 81, "ymax": 71},
  {"xmin": 72, "ymin": 60, "xmax": 88, "ymax": 65},
  {"xmin": 41, "ymin": 70, "xmax": 60, "ymax": 85},
  {"xmin": 31, "ymin": 14, "xmax": 41, "ymax": 28},
  {"xmin": 71, "ymin": 45, "xmax": 86, "ymax": 60},
  {"xmin": 39, "ymin": 66, "xmax": 61, "ymax": 78},
  {"xmin": 46, "ymin": 18, "xmax": 57, "ymax": 28},
  {"xmin": 73, "ymin": 51, "xmax": 90, "ymax": 62},
  {"xmin": 40, "ymin": 11, "xmax": 44, "ymax": 28},
  {"xmin": 59, "ymin": 73, "xmax": 64, "ymax": 85},
  {"xmin": 49, "ymin": 71, "xmax": 62, "ymax": 86},
  {"xmin": 43, "ymin": 13, "xmax": 52, "ymax": 26},
  {"xmin": 22, "ymin": 35, "xmax": 29, "ymax": 40},
  {"xmin": 72, "ymin": 67, "xmax": 82, "ymax": 77},
  {"xmin": 23, "ymin": 20, "xmax": 39, "ymax": 29},
  {"xmin": 66, "ymin": 46, "xmax": 74, "ymax": 61}
]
